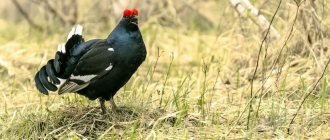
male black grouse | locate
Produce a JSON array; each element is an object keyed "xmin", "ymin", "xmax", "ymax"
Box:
[{"xmin": 34, "ymin": 9, "xmax": 146, "ymax": 114}]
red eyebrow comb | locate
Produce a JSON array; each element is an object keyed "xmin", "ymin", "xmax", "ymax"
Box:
[
  {"xmin": 123, "ymin": 9, "xmax": 132, "ymax": 17},
  {"xmin": 132, "ymin": 9, "xmax": 138, "ymax": 16}
]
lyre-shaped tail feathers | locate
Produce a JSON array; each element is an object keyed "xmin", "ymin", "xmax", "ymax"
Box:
[{"xmin": 35, "ymin": 25, "xmax": 84, "ymax": 95}]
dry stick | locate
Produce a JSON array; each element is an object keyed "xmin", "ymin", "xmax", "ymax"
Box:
[
  {"xmin": 248, "ymin": 2, "xmax": 302, "ymax": 129},
  {"xmin": 287, "ymin": 0, "xmax": 327, "ymax": 134},
  {"xmin": 244, "ymin": 4, "xmax": 301, "ymax": 115},
  {"xmin": 71, "ymin": 0, "xmax": 78, "ymax": 24},
  {"xmin": 208, "ymin": 68, "xmax": 221, "ymax": 113},
  {"xmin": 274, "ymin": 1, "xmax": 302, "ymax": 84},
  {"xmin": 98, "ymin": 125, "xmax": 115, "ymax": 139},
  {"xmin": 247, "ymin": 0, "xmax": 282, "ymax": 130},
  {"xmin": 11, "ymin": 0, "xmax": 43, "ymax": 31},
  {"xmin": 144, "ymin": 47, "xmax": 161, "ymax": 107},
  {"xmin": 159, "ymin": 53, "xmax": 174, "ymax": 108},
  {"xmin": 225, "ymin": 1, "xmax": 283, "ymax": 135},
  {"xmin": 255, "ymin": 35, "xmax": 270, "ymax": 119},
  {"xmin": 144, "ymin": 47, "xmax": 161, "ymax": 93},
  {"xmin": 200, "ymin": 60, "xmax": 209, "ymax": 119},
  {"xmin": 43, "ymin": 0, "xmax": 70, "ymax": 25},
  {"xmin": 288, "ymin": 58, "xmax": 330, "ymax": 134},
  {"xmin": 254, "ymin": 2, "xmax": 301, "ymax": 121},
  {"xmin": 229, "ymin": 0, "xmax": 281, "ymax": 40},
  {"xmin": 224, "ymin": 79, "xmax": 277, "ymax": 137}
]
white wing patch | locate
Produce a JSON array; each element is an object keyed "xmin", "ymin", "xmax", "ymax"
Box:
[
  {"xmin": 57, "ymin": 74, "xmax": 96, "ymax": 94},
  {"xmin": 108, "ymin": 48, "xmax": 114, "ymax": 51},
  {"xmin": 58, "ymin": 82, "xmax": 89, "ymax": 94},
  {"xmin": 105, "ymin": 63, "xmax": 113, "ymax": 71},
  {"xmin": 55, "ymin": 78, "xmax": 67, "ymax": 88},
  {"xmin": 106, "ymin": 48, "xmax": 114, "ymax": 70},
  {"xmin": 70, "ymin": 74, "xmax": 98, "ymax": 82}
]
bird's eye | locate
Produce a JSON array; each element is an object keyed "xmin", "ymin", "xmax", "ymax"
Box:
[
  {"xmin": 123, "ymin": 9, "xmax": 132, "ymax": 17},
  {"xmin": 132, "ymin": 9, "xmax": 138, "ymax": 16}
]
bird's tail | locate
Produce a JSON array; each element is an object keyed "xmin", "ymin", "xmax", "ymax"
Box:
[{"xmin": 35, "ymin": 25, "xmax": 84, "ymax": 95}]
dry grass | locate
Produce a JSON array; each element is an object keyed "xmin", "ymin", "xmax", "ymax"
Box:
[{"xmin": 1, "ymin": 0, "xmax": 330, "ymax": 139}]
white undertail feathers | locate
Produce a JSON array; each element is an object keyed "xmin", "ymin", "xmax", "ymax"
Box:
[{"xmin": 54, "ymin": 25, "xmax": 84, "ymax": 92}]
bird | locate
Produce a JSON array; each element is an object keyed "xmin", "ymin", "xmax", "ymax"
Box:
[{"xmin": 34, "ymin": 9, "xmax": 146, "ymax": 114}]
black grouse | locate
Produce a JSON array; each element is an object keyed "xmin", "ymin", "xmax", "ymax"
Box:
[{"xmin": 34, "ymin": 9, "xmax": 146, "ymax": 114}]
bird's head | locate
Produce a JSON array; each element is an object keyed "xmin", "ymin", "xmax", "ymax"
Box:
[
  {"xmin": 107, "ymin": 9, "xmax": 141, "ymax": 42},
  {"xmin": 123, "ymin": 9, "xmax": 139, "ymax": 26}
]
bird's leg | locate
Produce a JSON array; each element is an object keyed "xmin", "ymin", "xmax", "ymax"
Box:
[
  {"xmin": 109, "ymin": 98, "xmax": 118, "ymax": 112},
  {"xmin": 99, "ymin": 98, "xmax": 107, "ymax": 114}
]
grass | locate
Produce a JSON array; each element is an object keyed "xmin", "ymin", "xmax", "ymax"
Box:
[{"xmin": 1, "ymin": 0, "xmax": 330, "ymax": 139}]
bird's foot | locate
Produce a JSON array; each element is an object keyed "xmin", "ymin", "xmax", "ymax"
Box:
[
  {"xmin": 109, "ymin": 98, "xmax": 118, "ymax": 114},
  {"xmin": 101, "ymin": 107, "xmax": 107, "ymax": 115},
  {"xmin": 99, "ymin": 98, "xmax": 107, "ymax": 114}
]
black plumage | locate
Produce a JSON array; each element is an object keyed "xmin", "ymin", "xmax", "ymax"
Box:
[{"xmin": 34, "ymin": 9, "xmax": 146, "ymax": 113}]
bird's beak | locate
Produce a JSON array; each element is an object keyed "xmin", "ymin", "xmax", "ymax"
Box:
[{"xmin": 131, "ymin": 16, "xmax": 138, "ymax": 25}]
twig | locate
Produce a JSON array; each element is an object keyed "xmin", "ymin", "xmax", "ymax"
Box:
[
  {"xmin": 98, "ymin": 125, "xmax": 115, "ymax": 139},
  {"xmin": 229, "ymin": 0, "xmax": 281, "ymax": 39},
  {"xmin": 288, "ymin": 58, "xmax": 330, "ymax": 134},
  {"xmin": 274, "ymin": 1, "xmax": 302, "ymax": 83},
  {"xmin": 244, "ymin": 1, "xmax": 301, "ymax": 108},
  {"xmin": 287, "ymin": 1, "xmax": 330, "ymax": 135},
  {"xmin": 71, "ymin": 0, "xmax": 78, "ymax": 24},
  {"xmin": 161, "ymin": 53, "xmax": 174, "ymax": 108},
  {"xmin": 247, "ymin": 0, "xmax": 282, "ymax": 130},
  {"xmin": 254, "ymin": 0, "xmax": 302, "ymax": 121},
  {"xmin": 43, "ymin": 0, "xmax": 71, "ymax": 25},
  {"xmin": 255, "ymin": 34, "xmax": 270, "ymax": 119},
  {"xmin": 11, "ymin": 0, "xmax": 43, "ymax": 31},
  {"xmin": 208, "ymin": 68, "xmax": 221, "ymax": 113}
]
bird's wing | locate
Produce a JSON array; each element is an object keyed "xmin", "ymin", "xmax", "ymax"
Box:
[{"xmin": 58, "ymin": 42, "xmax": 115, "ymax": 94}]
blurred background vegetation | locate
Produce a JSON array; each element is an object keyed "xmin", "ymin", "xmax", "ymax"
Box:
[{"xmin": 1, "ymin": 0, "xmax": 330, "ymax": 139}]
